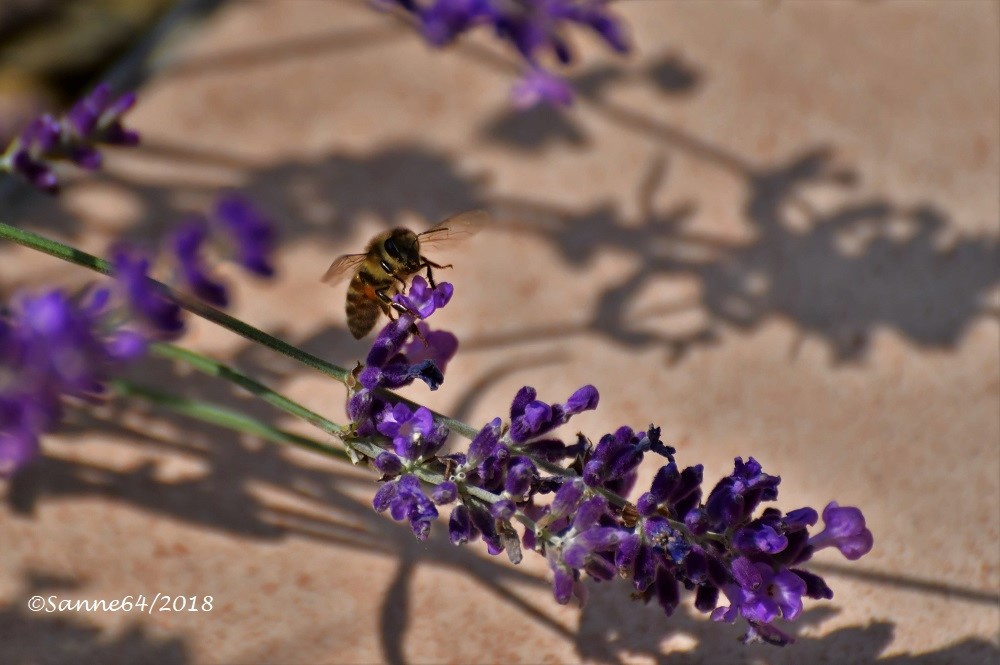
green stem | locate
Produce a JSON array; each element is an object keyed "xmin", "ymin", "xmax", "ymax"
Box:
[
  {"xmin": 150, "ymin": 342, "xmax": 344, "ymax": 437},
  {"xmin": 111, "ymin": 379, "xmax": 351, "ymax": 463},
  {"xmin": 142, "ymin": 344, "xmax": 535, "ymax": 530}
]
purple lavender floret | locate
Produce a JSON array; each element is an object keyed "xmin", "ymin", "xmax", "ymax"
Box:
[
  {"xmin": 112, "ymin": 247, "xmax": 185, "ymax": 340},
  {"xmin": 348, "ymin": 279, "xmax": 457, "ymax": 438},
  {"xmin": 508, "ymin": 384, "xmax": 598, "ymax": 443},
  {"xmin": 808, "ymin": 501, "xmax": 874, "ymax": 560},
  {"xmin": 386, "ymin": 0, "xmax": 630, "ymax": 107},
  {"xmin": 711, "ymin": 556, "xmax": 806, "ymax": 627},
  {"xmin": 214, "ymin": 194, "xmax": 277, "ymax": 277},
  {"xmin": 377, "ymin": 403, "xmax": 449, "ymax": 461},
  {"xmin": 402, "ymin": 323, "xmax": 458, "ymax": 374},
  {"xmin": 583, "ymin": 425, "xmax": 674, "ymax": 491},
  {"xmin": 393, "ymin": 276, "xmax": 453, "ymax": 319},
  {"xmin": 0, "ymin": 285, "xmax": 160, "ymax": 474},
  {"xmin": 170, "ymin": 219, "xmax": 229, "ymax": 307},
  {"xmin": 1, "ymin": 84, "xmax": 139, "ymax": 192},
  {"xmin": 373, "ymin": 473, "xmax": 439, "ymax": 540},
  {"xmin": 65, "ymin": 84, "xmax": 139, "ymax": 148},
  {"xmin": 547, "ymin": 493, "xmax": 624, "ymax": 604},
  {"xmin": 703, "ymin": 456, "xmax": 781, "ymax": 531}
]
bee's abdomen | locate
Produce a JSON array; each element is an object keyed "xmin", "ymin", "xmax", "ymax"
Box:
[{"xmin": 346, "ymin": 269, "xmax": 391, "ymax": 339}]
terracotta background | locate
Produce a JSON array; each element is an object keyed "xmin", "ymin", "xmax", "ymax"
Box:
[{"xmin": 1, "ymin": 1, "xmax": 998, "ymax": 663}]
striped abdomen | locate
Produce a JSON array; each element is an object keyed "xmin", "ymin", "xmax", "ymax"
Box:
[{"xmin": 345, "ymin": 265, "xmax": 396, "ymax": 339}]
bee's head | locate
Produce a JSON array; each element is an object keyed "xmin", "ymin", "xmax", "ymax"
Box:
[{"xmin": 386, "ymin": 228, "xmax": 422, "ymax": 268}]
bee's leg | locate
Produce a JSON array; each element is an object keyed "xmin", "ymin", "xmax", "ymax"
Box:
[
  {"xmin": 376, "ymin": 288, "xmax": 425, "ymax": 342},
  {"xmin": 419, "ymin": 258, "xmax": 452, "ymax": 289},
  {"xmin": 375, "ymin": 289, "xmax": 408, "ymax": 319}
]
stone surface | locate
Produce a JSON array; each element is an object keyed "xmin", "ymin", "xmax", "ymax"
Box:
[{"xmin": 1, "ymin": 1, "xmax": 998, "ymax": 663}]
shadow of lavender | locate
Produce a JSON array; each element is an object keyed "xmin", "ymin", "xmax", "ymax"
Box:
[{"xmin": 0, "ymin": 571, "xmax": 189, "ymax": 665}]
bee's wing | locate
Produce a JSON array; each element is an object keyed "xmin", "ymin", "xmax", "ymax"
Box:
[
  {"xmin": 417, "ymin": 209, "xmax": 491, "ymax": 248},
  {"xmin": 321, "ymin": 253, "xmax": 368, "ymax": 286}
]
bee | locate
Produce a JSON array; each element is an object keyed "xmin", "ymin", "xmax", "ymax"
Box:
[{"xmin": 322, "ymin": 210, "xmax": 489, "ymax": 338}]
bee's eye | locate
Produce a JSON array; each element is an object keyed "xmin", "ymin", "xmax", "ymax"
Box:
[{"xmin": 384, "ymin": 236, "xmax": 402, "ymax": 260}]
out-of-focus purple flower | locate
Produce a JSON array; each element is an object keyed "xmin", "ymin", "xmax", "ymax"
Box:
[
  {"xmin": 808, "ymin": 501, "xmax": 874, "ymax": 560},
  {"xmin": 508, "ymin": 384, "xmax": 599, "ymax": 443},
  {"xmin": 373, "ymin": 473, "xmax": 439, "ymax": 540},
  {"xmin": 170, "ymin": 218, "xmax": 229, "ymax": 307},
  {"xmin": 13, "ymin": 289, "xmax": 115, "ymax": 396},
  {"xmin": 393, "ymin": 276, "xmax": 453, "ymax": 319},
  {"xmin": 65, "ymin": 84, "xmax": 139, "ymax": 148},
  {"xmin": 1, "ymin": 84, "xmax": 139, "ymax": 192},
  {"xmin": 511, "ymin": 69, "xmax": 574, "ymax": 108},
  {"xmin": 0, "ymin": 286, "xmax": 152, "ymax": 475},
  {"xmin": 214, "ymin": 194, "xmax": 277, "ymax": 277},
  {"xmin": 5, "ymin": 115, "xmax": 61, "ymax": 191},
  {"xmin": 111, "ymin": 247, "xmax": 184, "ymax": 339},
  {"xmin": 417, "ymin": 0, "xmax": 491, "ymax": 45},
  {"xmin": 387, "ymin": 0, "xmax": 630, "ymax": 107}
]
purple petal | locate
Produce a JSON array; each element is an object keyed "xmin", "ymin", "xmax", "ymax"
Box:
[
  {"xmin": 431, "ymin": 480, "xmax": 458, "ymax": 505},
  {"xmin": 563, "ymin": 385, "xmax": 599, "ymax": 414},
  {"xmin": 550, "ymin": 479, "xmax": 585, "ymax": 520},
  {"xmin": 573, "ymin": 495, "xmax": 608, "ymax": 531},
  {"xmin": 373, "ymin": 481, "xmax": 398, "ymax": 512},
  {"xmin": 771, "ymin": 569, "xmax": 807, "ymax": 620}
]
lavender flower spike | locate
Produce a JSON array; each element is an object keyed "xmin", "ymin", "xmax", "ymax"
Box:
[{"xmin": 1, "ymin": 83, "xmax": 140, "ymax": 192}]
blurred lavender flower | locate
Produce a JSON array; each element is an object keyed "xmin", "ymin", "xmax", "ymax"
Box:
[
  {"xmin": 0, "ymin": 286, "xmax": 153, "ymax": 474},
  {"xmin": 511, "ymin": 68, "xmax": 575, "ymax": 108},
  {"xmin": 171, "ymin": 219, "xmax": 230, "ymax": 308},
  {"xmin": 112, "ymin": 247, "xmax": 185, "ymax": 340},
  {"xmin": 0, "ymin": 84, "xmax": 139, "ymax": 192},
  {"xmin": 214, "ymin": 194, "xmax": 277, "ymax": 278},
  {"xmin": 384, "ymin": 0, "xmax": 631, "ymax": 107},
  {"xmin": 168, "ymin": 194, "xmax": 278, "ymax": 307}
]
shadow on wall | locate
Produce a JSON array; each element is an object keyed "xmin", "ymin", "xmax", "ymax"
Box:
[
  {"xmin": 5, "ymin": 138, "xmax": 995, "ymax": 369},
  {"xmin": 578, "ymin": 584, "xmax": 1000, "ymax": 665},
  {"xmin": 2, "ymin": 42, "xmax": 996, "ymax": 366},
  {"xmin": 4, "ymin": 375, "xmax": 999, "ymax": 665},
  {"xmin": 0, "ymin": 571, "xmax": 188, "ymax": 665}
]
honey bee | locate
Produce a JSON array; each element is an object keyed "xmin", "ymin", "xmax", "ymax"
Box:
[{"xmin": 322, "ymin": 210, "xmax": 489, "ymax": 338}]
